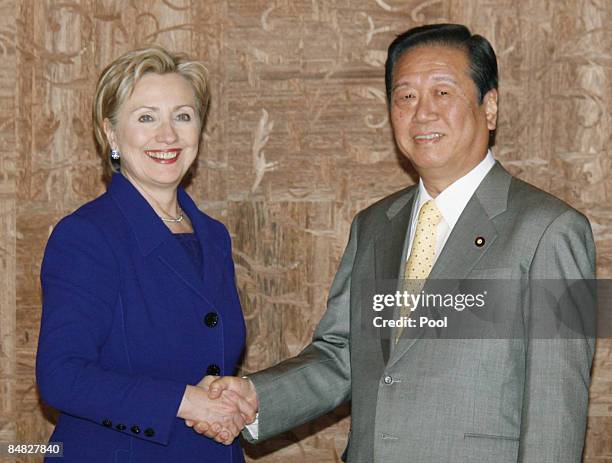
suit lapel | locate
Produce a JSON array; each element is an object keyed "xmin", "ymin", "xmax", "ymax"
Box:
[
  {"xmin": 375, "ymin": 191, "xmax": 416, "ymax": 282},
  {"xmin": 155, "ymin": 237, "xmax": 214, "ymax": 307},
  {"xmin": 108, "ymin": 174, "xmax": 215, "ymax": 308},
  {"xmin": 177, "ymin": 188, "xmax": 226, "ymax": 311},
  {"xmin": 387, "ymin": 163, "xmax": 512, "ymax": 368},
  {"xmin": 374, "ymin": 188, "xmax": 417, "ymax": 364},
  {"xmin": 429, "ymin": 163, "xmax": 510, "ymax": 281},
  {"xmin": 427, "ymin": 198, "xmax": 498, "ymax": 281}
]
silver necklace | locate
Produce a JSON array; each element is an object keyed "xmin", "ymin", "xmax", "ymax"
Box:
[{"xmin": 160, "ymin": 211, "xmax": 184, "ymax": 223}]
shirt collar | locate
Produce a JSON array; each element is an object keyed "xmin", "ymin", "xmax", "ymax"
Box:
[{"xmin": 416, "ymin": 150, "xmax": 496, "ymax": 230}]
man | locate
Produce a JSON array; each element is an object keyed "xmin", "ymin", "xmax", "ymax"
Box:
[{"xmin": 195, "ymin": 24, "xmax": 596, "ymax": 462}]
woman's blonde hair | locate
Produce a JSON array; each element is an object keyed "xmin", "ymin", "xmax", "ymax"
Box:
[{"xmin": 93, "ymin": 46, "xmax": 210, "ymax": 175}]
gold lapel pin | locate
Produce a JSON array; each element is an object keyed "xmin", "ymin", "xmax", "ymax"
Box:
[{"xmin": 474, "ymin": 236, "xmax": 485, "ymax": 247}]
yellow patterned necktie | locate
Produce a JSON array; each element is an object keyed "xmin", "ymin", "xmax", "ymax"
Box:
[{"xmin": 395, "ymin": 200, "xmax": 442, "ymax": 343}]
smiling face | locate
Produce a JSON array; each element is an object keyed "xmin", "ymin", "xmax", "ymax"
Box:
[
  {"xmin": 104, "ymin": 72, "xmax": 201, "ymax": 197},
  {"xmin": 390, "ymin": 45, "xmax": 498, "ymax": 195}
]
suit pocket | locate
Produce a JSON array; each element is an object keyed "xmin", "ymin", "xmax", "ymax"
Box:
[
  {"xmin": 468, "ymin": 267, "xmax": 515, "ymax": 279},
  {"xmin": 464, "ymin": 433, "xmax": 519, "ymax": 463}
]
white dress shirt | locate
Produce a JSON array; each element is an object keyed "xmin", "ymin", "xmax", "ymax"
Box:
[
  {"xmin": 246, "ymin": 150, "xmax": 496, "ymax": 439},
  {"xmin": 407, "ymin": 150, "xmax": 496, "ymax": 263}
]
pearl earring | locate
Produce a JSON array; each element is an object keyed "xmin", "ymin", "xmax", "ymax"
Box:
[{"xmin": 110, "ymin": 149, "xmax": 120, "ymax": 160}]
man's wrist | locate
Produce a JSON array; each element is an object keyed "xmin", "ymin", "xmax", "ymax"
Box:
[{"xmin": 241, "ymin": 376, "xmax": 259, "ymax": 410}]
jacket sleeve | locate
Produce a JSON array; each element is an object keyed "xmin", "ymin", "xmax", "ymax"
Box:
[
  {"xmin": 36, "ymin": 214, "xmax": 187, "ymax": 445},
  {"xmin": 518, "ymin": 209, "xmax": 596, "ymax": 462},
  {"xmin": 244, "ymin": 215, "xmax": 358, "ymax": 442}
]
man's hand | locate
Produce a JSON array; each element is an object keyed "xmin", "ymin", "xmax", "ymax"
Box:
[
  {"xmin": 187, "ymin": 376, "xmax": 259, "ymax": 443},
  {"xmin": 177, "ymin": 383, "xmax": 254, "ymax": 445}
]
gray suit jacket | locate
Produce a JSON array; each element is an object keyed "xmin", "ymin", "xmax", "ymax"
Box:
[{"xmin": 247, "ymin": 163, "xmax": 596, "ymax": 463}]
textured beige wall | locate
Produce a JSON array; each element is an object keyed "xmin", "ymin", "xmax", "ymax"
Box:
[{"xmin": 1, "ymin": 0, "xmax": 611, "ymax": 461}]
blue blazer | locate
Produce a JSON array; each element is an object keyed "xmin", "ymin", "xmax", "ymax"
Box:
[{"xmin": 37, "ymin": 173, "xmax": 246, "ymax": 463}]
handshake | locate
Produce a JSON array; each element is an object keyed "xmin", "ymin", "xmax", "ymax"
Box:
[{"xmin": 177, "ymin": 375, "xmax": 258, "ymax": 445}]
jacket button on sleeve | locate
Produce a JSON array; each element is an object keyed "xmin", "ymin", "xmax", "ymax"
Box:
[
  {"xmin": 102, "ymin": 419, "xmax": 112, "ymax": 427},
  {"xmin": 204, "ymin": 312, "xmax": 219, "ymax": 328},
  {"xmin": 206, "ymin": 364, "xmax": 221, "ymax": 376},
  {"xmin": 116, "ymin": 424, "xmax": 126, "ymax": 431},
  {"xmin": 144, "ymin": 428, "xmax": 155, "ymax": 437},
  {"xmin": 131, "ymin": 425, "xmax": 140, "ymax": 434}
]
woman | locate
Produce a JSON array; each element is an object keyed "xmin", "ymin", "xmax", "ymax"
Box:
[{"xmin": 36, "ymin": 46, "xmax": 253, "ymax": 462}]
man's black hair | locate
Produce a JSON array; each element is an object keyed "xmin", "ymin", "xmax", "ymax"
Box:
[{"xmin": 385, "ymin": 23, "xmax": 498, "ymax": 104}]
